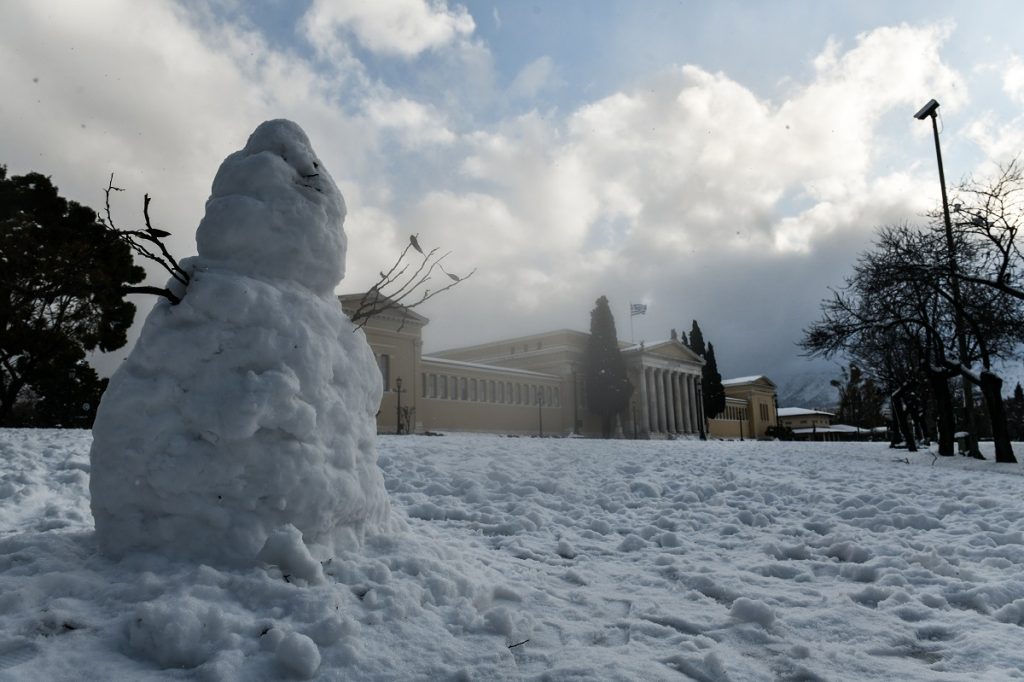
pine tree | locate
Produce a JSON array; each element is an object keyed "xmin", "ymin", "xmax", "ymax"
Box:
[
  {"xmin": 703, "ymin": 343, "xmax": 726, "ymax": 419},
  {"xmin": 680, "ymin": 331, "xmax": 688, "ymax": 347},
  {"xmin": 831, "ymin": 364, "xmax": 885, "ymax": 429},
  {"xmin": 585, "ymin": 296, "xmax": 633, "ymax": 438},
  {"xmin": 0, "ymin": 166, "xmax": 143, "ymax": 426}
]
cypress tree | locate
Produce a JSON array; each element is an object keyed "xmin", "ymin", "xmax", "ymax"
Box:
[
  {"xmin": 688, "ymin": 321, "xmax": 706, "ymax": 358},
  {"xmin": 585, "ymin": 296, "xmax": 633, "ymax": 438},
  {"xmin": 1008, "ymin": 383, "xmax": 1024, "ymax": 440},
  {"xmin": 703, "ymin": 342, "xmax": 726, "ymax": 419}
]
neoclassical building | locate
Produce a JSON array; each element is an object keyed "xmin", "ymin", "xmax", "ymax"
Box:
[{"xmin": 339, "ymin": 294, "xmax": 775, "ymax": 439}]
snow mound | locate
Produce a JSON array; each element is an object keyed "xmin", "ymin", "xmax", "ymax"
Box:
[{"xmin": 89, "ymin": 120, "xmax": 396, "ymax": 567}]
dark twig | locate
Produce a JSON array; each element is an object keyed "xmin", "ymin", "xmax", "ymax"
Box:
[
  {"xmin": 102, "ymin": 174, "xmax": 190, "ymax": 304},
  {"xmin": 349, "ymin": 235, "xmax": 474, "ymax": 329},
  {"xmin": 508, "ymin": 639, "xmax": 530, "ymax": 649}
]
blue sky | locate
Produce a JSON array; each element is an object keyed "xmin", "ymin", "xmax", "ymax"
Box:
[{"xmin": 3, "ymin": 1, "xmax": 1024, "ymax": 386}]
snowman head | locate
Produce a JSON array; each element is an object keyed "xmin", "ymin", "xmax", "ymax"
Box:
[{"xmin": 196, "ymin": 120, "xmax": 347, "ymax": 294}]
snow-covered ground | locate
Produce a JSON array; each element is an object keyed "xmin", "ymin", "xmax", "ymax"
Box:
[{"xmin": 1, "ymin": 430, "xmax": 1023, "ymax": 681}]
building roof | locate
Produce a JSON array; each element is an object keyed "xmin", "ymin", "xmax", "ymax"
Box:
[
  {"xmin": 722, "ymin": 375, "xmax": 776, "ymax": 388},
  {"xmin": 621, "ymin": 339, "xmax": 705, "ymax": 365},
  {"xmin": 426, "ymin": 328, "xmax": 589, "ymax": 357},
  {"xmin": 777, "ymin": 407, "xmax": 835, "ymax": 418},
  {"xmin": 421, "ymin": 355, "xmax": 560, "ymax": 380},
  {"xmin": 338, "ymin": 291, "xmax": 430, "ymax": 325}
]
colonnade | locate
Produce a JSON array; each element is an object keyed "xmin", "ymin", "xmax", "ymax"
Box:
[{"xmin": 636, "ymin": 367, "xmax": 704, "ymax": 436}]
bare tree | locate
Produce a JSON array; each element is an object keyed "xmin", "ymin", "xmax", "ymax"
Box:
[
  {"xmin": 803, "ymin": 224, "xmax": 1022, "ymax": 462},
  {"xmin": 948, "ymin": 159, "xmax": 1024, "ymax": 300}
]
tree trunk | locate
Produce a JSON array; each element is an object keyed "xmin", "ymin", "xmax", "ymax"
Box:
[
  {"xmin": 0, "ymin": 378, "xmax": 26, "ymax": 427},
  {"xmin": 926, "ymin": 370, "xmax": 956, "ymax": 456},
  {"xmin": 979, "ymin": 370, "xmax": 1017, "ymax": 463},
  {"xmin": 891, "ymin": 392, "xmax": 917, "ymax": 452}
]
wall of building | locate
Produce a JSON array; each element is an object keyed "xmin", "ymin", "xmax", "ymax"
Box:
[
  {"xmin": 430, "ymin": 330, "xmax": 590, "ymax": 435},
  {"xmin": 709, "ymin": 397, "xmax": 748, "ymax": 439},
  {"xmin": 418, "ymin": 358, "xmax": 564, "ymax": 435},
  {"xmin": 779, "ymin": 414, "xmax": 831, "ymax": 430},
  {"xmin": 720, "ymin": 378, "xmax": 778, "ymax": 439},
  {"xmin": 341, "ymin": 295, "xmax": 777, "ymax": 439},
  {"xmin": 339, "ymin": 295, "xmax": 426, "ymax": 434}
]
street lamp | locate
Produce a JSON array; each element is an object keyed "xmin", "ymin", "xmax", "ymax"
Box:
[
  {"xmin": 538, "ymin": 389, "xmax": 544, "ymax": 438},
  {"xmin": 914, "ymin": 98, "xmax": 981, "ymax": 458},
  {"xmin": 395, "ymin": 377, "xmax": 405, "ymax": 435}
]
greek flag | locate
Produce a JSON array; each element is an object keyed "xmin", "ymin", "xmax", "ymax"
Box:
[{"xmin": 630, "ymin": 303, "xmax": 647, "ymax": 316}]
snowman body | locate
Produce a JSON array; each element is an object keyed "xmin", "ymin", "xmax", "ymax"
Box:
[{"xmin": 90, "ymin": 120, "xmax": 392, "ymax": 565}]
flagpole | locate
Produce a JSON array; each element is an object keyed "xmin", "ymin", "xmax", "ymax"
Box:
[{"xmin": 629, "ymin": 303, "xmax": 635, "ymax": 344}]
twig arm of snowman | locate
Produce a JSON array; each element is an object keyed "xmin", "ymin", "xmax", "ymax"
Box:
[
  {"xmin": 101, "ymin": 173, "xmax": 191, "ymax": 304},
  {"xmin": 349, "ymin": 234, "xmax": 475, "ymax": 330}
]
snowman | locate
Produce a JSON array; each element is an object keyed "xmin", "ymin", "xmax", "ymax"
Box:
[{"xmin": 90, "ymin": 120, "xmax": 395, "ymax": 568}]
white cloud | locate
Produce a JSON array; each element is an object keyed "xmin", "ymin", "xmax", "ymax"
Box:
[
  {"xmin": 0, "ymin": 0, "xmax": 412, "ymax": 372},
  {"xmin": 450, "ymin": 21, "xmax": 966, "ymax": 274},
  {"xmin": 1003, "ymin": 55, "xmax": 1024, "ymax": 104},
  {"xmin": 0, "ymin": 2, "xmax": 994, "ymax": 378},
  {"xmin": 303, "ymin": 0, "xmax": 475, "ymax": 59},
  {"xmin": 410, "ymin": 23, "xmax": 971, "ymax": 359},
  {"xmin": 509, "ymin": 56, "xmax": 559, "ymax": 99},
  {"xmin": 363, "ymin": 96, "xmax": 456, "ymax": 146}
]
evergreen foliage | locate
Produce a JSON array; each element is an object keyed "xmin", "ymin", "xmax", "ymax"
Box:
[
  {"xmin": 585, "ymin": 296, "xmax": 633, "ymax": 438},
  {"xmin": 1006, "ymin": 383, "xmax": 1024, "ymax": 441},
  {"xmin": 688, "ymin": 320, "xmax": 706, "ymax": 357},
  {"xmin": 0, "ymin": 166, "xmax": 143, "ymax": 426},
  {"xmin": 702, "ymin": 342, "xmax": 726, "ymax": 419},
  {"xmin": 830, "ymin": 364, "xmax": 885, "ymax": 428}
]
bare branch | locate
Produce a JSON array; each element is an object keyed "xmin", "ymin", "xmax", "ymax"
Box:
[
  {"xmin": 348, "ymin": 236, "xmax": 474, "ymax": 329},
  {"xmin": 101, "ymin": 174, "xmax": 190, "ymax": 304}
]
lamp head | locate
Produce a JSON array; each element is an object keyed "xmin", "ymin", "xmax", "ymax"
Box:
[{"xmin": 914, "ymin": 99, "xmax": 940, "ymax": 120}]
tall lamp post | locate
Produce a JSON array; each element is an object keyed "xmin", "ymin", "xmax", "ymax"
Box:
[
  {"xmin": 914, "ymin": 99, "xmax": 980, "ymax": 458},
  {"xmin": 395, "ymin": 377, "xmax": 405, "ymax": 435},
  {"xmin": 538, "ymin": 389, "xmax": 544, "ymax": 438}
]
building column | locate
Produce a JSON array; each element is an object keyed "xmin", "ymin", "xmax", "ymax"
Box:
[
  {"xmin": 679, "ymin": 372, "xmax": 688, "ymax": 430},
  {"xmin": 661, "ymin": 370, "xmax": 671, "ymax": 434},
  {"xmin": 661, "ymin": 370, "xmax": 673, "ymax": 434},
  {"xmin": 671, "ymin": 373, "xmax": 683, "ymax": 433},
  {"xmin": 646, "ymin": 368, "xmax": 657, "ymax": 433},
  {"xmin": 680, "ymin": 373, "xmax": 692, "ymax": 433},
  {"xmin": 637, "ymin": 365, "xmax": 649, "ymax": 437},
  {"xmin": 688, "ymin": 374, "xmax": 699, "ymax": 432},
  {"xmin": 687, "ymin": 375, "xmax": 697, "ymax": 433},
  {"xmin": 651, "ymin": 366, "xmax": 659, "ymax": 430}
]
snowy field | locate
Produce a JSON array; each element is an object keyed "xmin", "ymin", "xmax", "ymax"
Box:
[{"xmin": 1, "ymin": 430, "xmax": 1023, "ymax": 681}]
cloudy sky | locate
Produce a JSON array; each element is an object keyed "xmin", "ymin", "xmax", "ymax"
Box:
[{"xmin": 3, "ymin": 1, "xmax": 1024, "ymax": 384}]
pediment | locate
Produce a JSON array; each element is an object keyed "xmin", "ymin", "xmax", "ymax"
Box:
[{"xmin": 627, "ymin": 340, "xmax": 705, "ymax": 366}]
